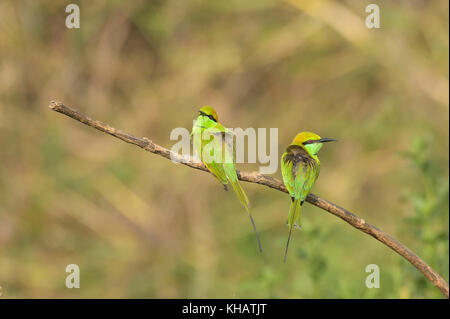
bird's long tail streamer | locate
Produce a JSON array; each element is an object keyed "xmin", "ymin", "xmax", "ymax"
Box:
[
  {"xmin": 229, "ymin": 179, "xmax": 263, "ymax": 253},
  {"xmin": 284, "ymin": 198, "xmax": 301, "ymax": 263}
]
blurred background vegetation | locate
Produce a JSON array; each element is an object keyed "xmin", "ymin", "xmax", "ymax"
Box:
[{"xmin": 0, "ymin": 0, "xmax": 448, "ymax": 298}]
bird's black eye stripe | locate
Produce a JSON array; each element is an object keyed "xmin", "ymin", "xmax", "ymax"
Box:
[
  {"xmin": 303, "ymin": 140, "xmax": 322, "ymax": 145},
  {"xmin": 302, "ymin": 139, "xmax": 320, "ymax": 145},
  {"xmin": 199, "ymin": 111, "xmax": 217, "ymax": 122}
]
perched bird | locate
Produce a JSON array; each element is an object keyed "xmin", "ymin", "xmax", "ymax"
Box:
[
  {"xmin": 281, "ymin": 132, "xmax": 337, "ymax": 262},
  {"xmin": 191, "ymin": 106, "xmax": 263, "ymax": 253}
]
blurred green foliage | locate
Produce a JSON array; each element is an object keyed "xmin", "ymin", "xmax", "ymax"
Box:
[
  {"xmin": 396, "ymin": 136, "xmax": 449, "ymax": 298},
  {"xmin": 0, "ymin": 0, "xmax": 448, "ymax": 298}
]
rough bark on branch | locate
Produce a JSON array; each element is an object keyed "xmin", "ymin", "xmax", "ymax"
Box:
[{"xmin": 48, "ymin": 100, "xmax": 449, "ymax": 298}]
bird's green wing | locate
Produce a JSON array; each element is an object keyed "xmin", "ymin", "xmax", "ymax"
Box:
[
  {"xmin": 203, "ymin": 128, "xmax": 229, "ymax": 185},
  {"xmin": 192, "ymin": 118, "xmax": 228, "ymax": 186},
  {"xmin": 281, "ymin": 145, "xmax": 320, "ymax": 225},
  {"xmin": 282, "ymin": 145, "xmax": 319, "ymax": 201},
  {"xmin": 293, "ymin": 161, "xmax": 315, "ymax": 201},
  {"xmin": 302, "ymin": 163, "xmax": 320, "ymax": 200},
  {"xmin": 223, "ymin": 163, "xmax": 248, "ymax": 209},
  {"xmin": 281, "ymin": 151, "xmax": 296, "ymax": 197},
  {"xmin": 221, "ymin": 129, "xmax": 248, "ymax": 211}
]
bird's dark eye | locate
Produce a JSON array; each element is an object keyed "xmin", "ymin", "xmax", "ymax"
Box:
[{"xmin": 208, "ymin": 114, "xmax": 217, "ymax": 122}]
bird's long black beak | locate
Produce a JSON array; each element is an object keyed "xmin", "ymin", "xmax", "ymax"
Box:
[{"xmin": 318, "ymin": 138, "xmax": 338, "ymax": 143}]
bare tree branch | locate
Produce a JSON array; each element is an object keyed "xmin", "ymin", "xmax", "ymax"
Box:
[{"xmin": 48, "ymin": 100, "xmax": 449, "ymax": 298}]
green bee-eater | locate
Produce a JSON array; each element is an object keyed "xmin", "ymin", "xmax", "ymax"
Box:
[
  {"xmin": 191, "ymin": 106, "xmax": 263, "ymax": 253},
  {"xmin": 281, "ymin": 132, "xmax": 337, "ymax": 262}
]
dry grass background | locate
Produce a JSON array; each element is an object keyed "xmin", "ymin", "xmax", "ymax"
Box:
[{"xmin": 0, "ymin": 0, "xmax": 448, "ymax": 298}]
